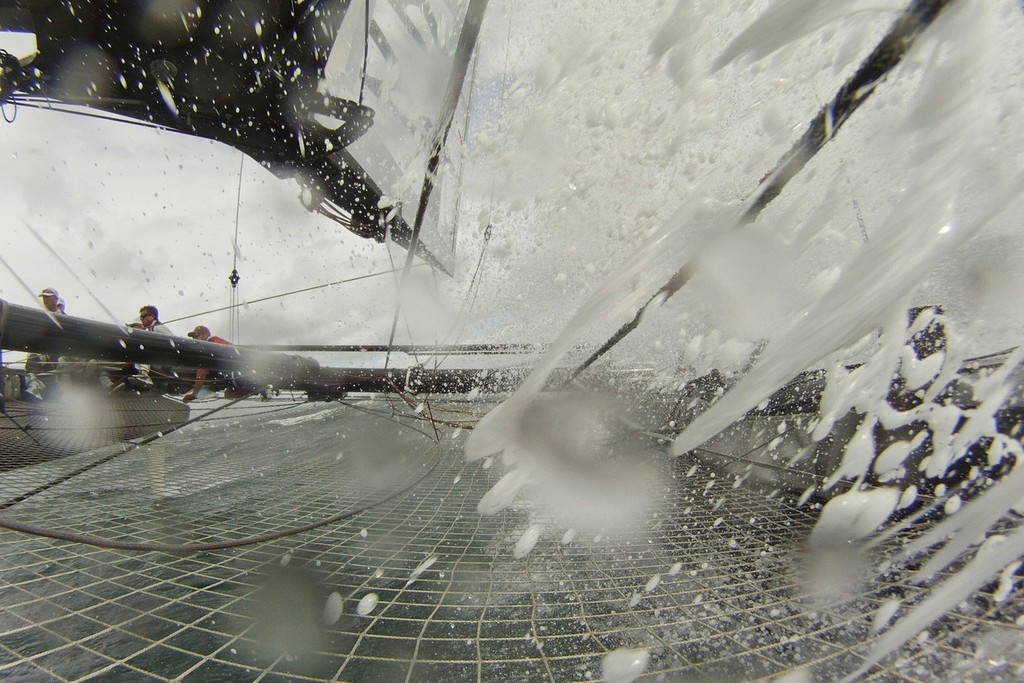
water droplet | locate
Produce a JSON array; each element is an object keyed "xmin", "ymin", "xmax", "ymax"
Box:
[
  {"xmin": 602, "ymin": 647, "xmax": 650, "ymax": 683},
  {"xmin": 323, "ymin": 592, "xmax": 343, "ymax": 625},
  {"xmin": 513, "ymin": 524, "xmax": 542, "ymax": 559},
  {"xmin": 407, "ymin": 555, "xmax": 438, "ymax": 585},
  {"xmin": 356, "ymin": 592, "xmax": 379, "ymax": 617}
]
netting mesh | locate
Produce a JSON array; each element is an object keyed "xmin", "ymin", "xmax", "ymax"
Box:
[
  {"xmin": 0, "ymin": 397, "xmax": 1021, "ymax": 681},
  {"xmin": 0, "ymin": 382, "xmax": 190, "ymax": 467}
]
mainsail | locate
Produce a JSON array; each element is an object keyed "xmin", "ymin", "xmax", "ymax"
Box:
[{"xmin": 0, "ymin": 0, "xmax": 477, "ymax": 272}]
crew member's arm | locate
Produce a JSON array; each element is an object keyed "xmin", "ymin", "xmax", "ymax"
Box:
[{"xmin": 183, "ymin": 368, "xmax": 208, "ymax": 402}]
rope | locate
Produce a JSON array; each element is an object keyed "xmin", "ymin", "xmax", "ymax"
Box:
[
  {"xmin": 0, "ymin": 48, "xmax": 17, "ymax": 122},
  {"xmin": 382, "ymin": 377, "xmax": 481, "ymax": 432}
]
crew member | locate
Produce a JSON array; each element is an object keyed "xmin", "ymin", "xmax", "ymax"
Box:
[
  {"xmin": 39, "ymin": 287, "xmax": 61, "ymax": 314},
  {"xmin": 25, "ymin": 287, "xmax": 64, "ymax": 377},
  {"xmin": 138, "ymin": 305, "xmax": 171, "ymax": 334},
  {"xmin": 183, "ymin": 325, "xmax": 234, "ymax": 402}
]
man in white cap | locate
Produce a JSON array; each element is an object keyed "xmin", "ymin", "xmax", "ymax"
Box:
[
  {"xmin": 38, "ymin": 288, "xmax": 62, "ymax": 314},
  {"xmin": 25, "ymin": 287, "xmax": 66, "ymax": 395}
]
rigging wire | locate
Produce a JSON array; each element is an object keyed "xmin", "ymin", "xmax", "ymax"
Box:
[
  {"xmin": 359, "ymin": 0, "xmax": 371, "ymax": 105},
  {"xmin": 0, "ymin": 254, "xmax": 62, "ymax": 334},
  {"xmin": 427, "ymin": 16, "xmax": 512, "ymax": 369},
  {"xmin": 422, "ymin": 47, "xmax": 483, "ymax": 370},
  {"xmin": 161, "ymin": 264, "xmax": 423, "ymax": 326},
  {"xmin": 0, "ymin": 404, "xmax": 50, "ymax": 453},
  {"xmin": 381, "ymin": 234, "xmax": 424, "ymax": 370},
  {"xmin": 566, "ymin": 0, "xmax": 957, "ymax": 382},
  {"xmin": 0, "ymin": 398, "xmax": 447, "ymax": 553},
  {"xmin": 383, "ymin": 0, "xmax": 490, "ymax": 372},
  {"xmin": 8, "ymin": 95, "xmax": 168, "ymax": 131},
  {"xmin": 20, "ymin": 220, "xmax": 124, "ymax": 327},
  {"xmin": 228, "ymin": 155, "xmax": 244, "ymax": 342},
  {"xmin": 812, "ymin": 75, "xmax": 871, "ymax": 247},
  {"xmin": 426, "ymin": 223, "xmax": 493, "ymax": 370},
  {"xmin": 444, "ymin": 39, "xmax": 486, "ymax": 265}
]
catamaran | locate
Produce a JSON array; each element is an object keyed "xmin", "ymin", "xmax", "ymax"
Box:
[{"xmin": 0, "ymin": 1, "xmax": 1022, "ymax": 681}]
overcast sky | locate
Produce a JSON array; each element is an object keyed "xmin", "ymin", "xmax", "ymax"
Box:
[
  {"xmin": 0, "ymin": 6, "xmax": 488, "ymax": 351},
  {"xmin": 2, "ymin": 1, "xmax": 1023, "ymax": 373}
]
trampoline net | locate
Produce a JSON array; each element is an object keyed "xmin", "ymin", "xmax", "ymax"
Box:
[
  {"xmin": 2, "ymin": 0, "xmax": 1024, "ymax": 680},
  {"xmin": 0, "ymin": 394, "xmax": 1021, "ymax": 682}
]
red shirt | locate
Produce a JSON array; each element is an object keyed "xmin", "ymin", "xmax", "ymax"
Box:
[{"xmin": 208, "ymin": 335, "xmax": 231, "ymax": 345}]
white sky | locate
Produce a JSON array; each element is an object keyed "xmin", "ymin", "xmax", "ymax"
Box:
[
  {"xmin": 0, "ymin": 108, "xmax": 388, "ymax": 336},
  {"xmin": 2, "ymin": 0, "xmax": 1023, "ymax": 372},
  {"xmin": 0, "ymin": 14, "xmax": 473, "ymax": 350}
]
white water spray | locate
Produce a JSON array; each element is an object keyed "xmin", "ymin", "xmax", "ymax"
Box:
[{"xmin": 465, "ymin": 1, "xmax": 1024, "ymax": 679}]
